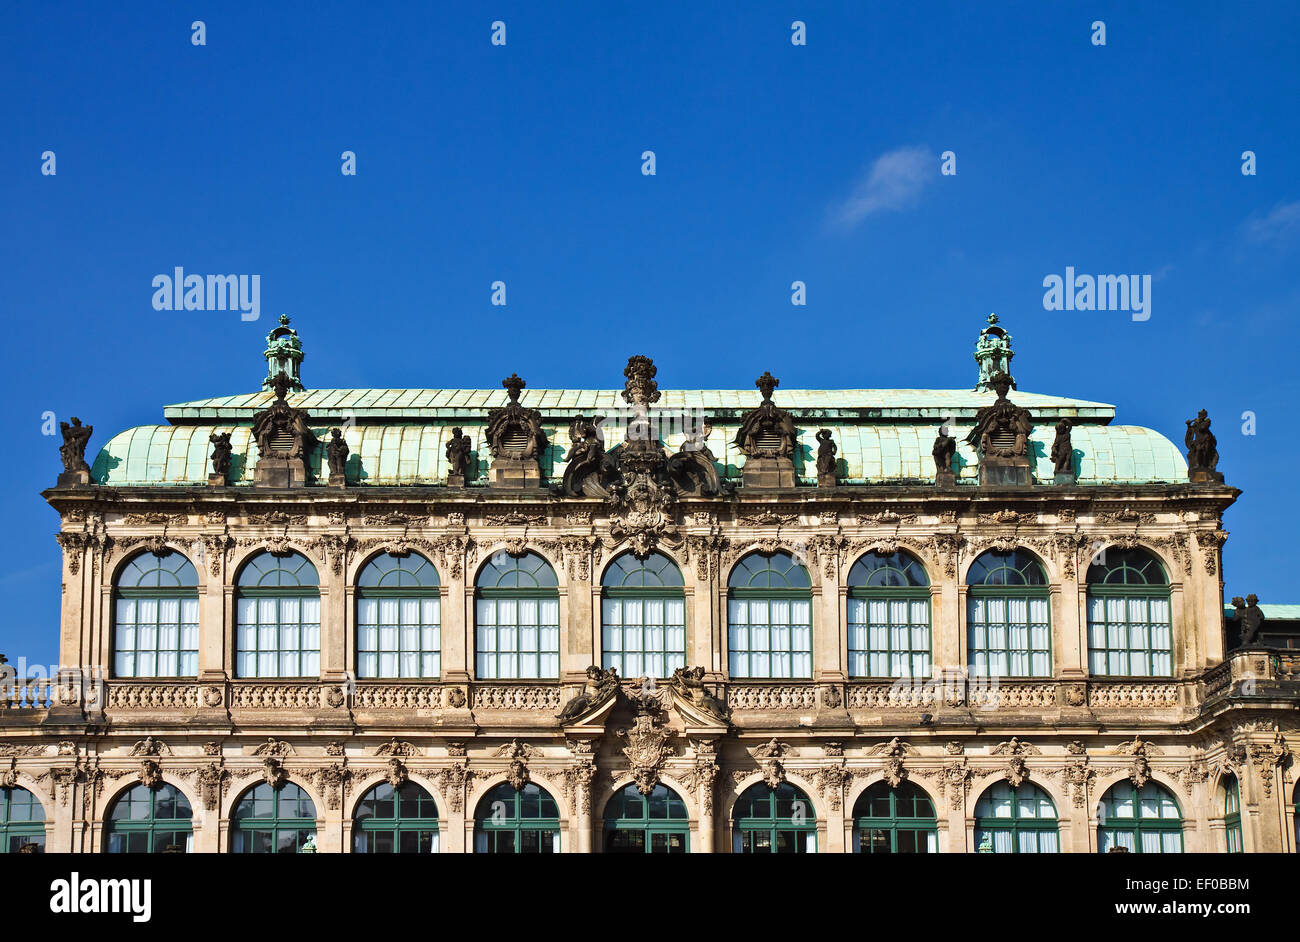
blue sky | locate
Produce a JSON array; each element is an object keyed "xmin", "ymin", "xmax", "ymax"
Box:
[{"xmin": 2, "ymin": 1, "xmax": 1297, "ymax": 668}]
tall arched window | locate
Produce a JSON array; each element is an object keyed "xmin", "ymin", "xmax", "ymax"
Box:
[
  {"xmin": 113, "ymin": 550, "xmax": 199, "ymax": 678},
  {"xmin": 475, "ymin": 552, "xmax": 560, "ymax": 679},
  {"xmin": 851, "ymin": 781, "xmax": 937, "ymax": 853},
  {"xmin": 603, "ymin": 782, "xmax": 689, "ymax": 853},
  {"xmin": 966, "ymin": 550, "xmax": 1051, "ymax": 677},
  {"xmin": 474, "ymin": 782, "xmax": 561, "ymax": 853},
  {"xmin": 235, "ymin": 551, "xmax": 321, "ymax": 678},
  {"xmin": 847, "ymin": 550, "xmax": 932, "ymax": 678},
  {"xmin": 353, "ymin": 781, "xmax": 440, "ymax": 853},
  {"xmin": 231, "ymin": 783, "xmax": 317, "ymax": 853},
  {"xmin": 1220, "ymin": 775, "xmax": 1242, "ymax": 853},
  {"xmin": 727, "ymin": 552, "xmax": 812, "ymax": 679},
  {"xmin": 1086, "ymin": 547, "xmax": 1172, "ymax": 677},
  {"xmin": 974, "ymin": 782, "xmax": 1059, "ymax": 853},
  {"xmin": 1097, "ymin": 781, "xmax": 1183, "ymax": 853},
  {"xmin": 601, "ymin": 552, "xmax": 686, "ymax": 678},
  {"xmin": 104, "ymin": 784, "xmax": 193, "ymax": 853},
  {"xmin": 0, "ymin": 787, "xmax": 46, "ymax": 853},
  {"xmin": 357, "ymin": 552, "xmax": 441, "ymax": 678},
  {"xmin": 732, "ymin": 782, "xmax": 816, "ymax": 853}
]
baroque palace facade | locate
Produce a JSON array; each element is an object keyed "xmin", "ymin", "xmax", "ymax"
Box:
[{"xmin": 2, "ymin": 314, "xmax": 1297, "ymax": 854}]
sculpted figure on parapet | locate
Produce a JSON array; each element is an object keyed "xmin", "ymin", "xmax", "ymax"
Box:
[{"xmin": 557, "ymin": 665, "xmax": 621, "ymax": 723}]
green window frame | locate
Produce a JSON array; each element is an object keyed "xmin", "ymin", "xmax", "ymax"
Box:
[
  {"xmin": 104, "ymin": 783, "xmax": 193, "ymax": 853},
  {"xmin": 475, "ymin": 552, "xmax": 560, "ymax": 679},
  {"xmin": 1086, "ymin": 548, "xmax": 1172, "ymax": 677},
  {"xmin": 474, "ymin": 782, "xmax": 561, "ymax": 853},
  {"xmin": 732, "ymin": 782, "xmax": 817, "ymax": 853},
  {"xmin": 966, "ymin": 550, "xmax": 1051, "ymax": 677},
  {"xmin": 113, "ymin": 550, "xmax": 200, "ymax": 678},
  {"xmin": 852, "ymin": 780, "xmax": 937, "ymax": 853},
  {"xmin": 0, "ymin": 787, "xmax": 46, "ymax": 853},
  {"xmin": 603, "ymin": 783, "xmax": 689, "ymax": 853},
  {"xmin": 1098, "ymin": 782, "xmax": 1183, "ymax": 853},
  {"xmin": 601, "ymin": 552, "xmax": 686, "ymax": 679},
  {"xmin": 727, "ymin": 551, "xmax": 813, "ymax": 679},
  {"xmin": 1221, "ymin": 775, "xmax": 1242, "ymax": 853},
  {"xmin": 231, "ymin": 782, "xmax": 317, "ymax": 853},
  {"xmin": 353, "ymin": 781, "xmax": 440, "ymax": 853},
  {"xmin": 235, "ymin": 551, "xmax": 321, "ymax": 678},
  {"xmin": 974, "ymin": 782, "xmax": 1060, "ymax": 853},
  {"xmin": 846, "ymin": 550, "xmax": 932, "ymax": 678},
  {"xmin": 357, "ymin": 552, "xmax": 441, "ymax": 679}
]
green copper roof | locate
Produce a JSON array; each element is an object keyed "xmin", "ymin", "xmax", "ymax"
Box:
[
  {"xmin": 91, "ymin": 417, "xmax": 1185, "ymax": 487},
  {"xmin": 1223, "ymin": 604, "xmax": 1300, "ymax": 620},
  {"xmin": 161, "ymin": 387, "xmax": 1117, "ymax": 422}
]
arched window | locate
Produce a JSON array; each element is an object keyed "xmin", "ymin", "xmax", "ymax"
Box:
[
  {"xmin": 475, "ymin": 552, "xmax": 560, "ymax": 679},
  {"xmin": 1220, "ymin": 775, "xmax": 1242, "ymax": 853},
  {"xmin": 732, "ymin": 782, "xmax": 816, "ymax": 853},
  {"xmin": 603, "ymin": 783, "xmax": 689, "ymax": 853},
  {"xmin": 966, "ymin": 550, "xmax": 1051, "ymax": 677},
  {"xmin": 846, "ymin": 550, "xmax": 932, "ymax": 678},
  {"xmin": 105, "ymin": 784, "xmax": 193, "ymax": 853},
  {"xmin": 235, "ymin": 552, "xmax": 320, "ymax": 678},
  {"xmin": 0, "ymin": 787, "xmax": 46, "ymax": 853},
  {"xmin": 727, "ymin": 552, "xmax": 812, "ymax": 679},
  {"xmin": 974, "ymin": 782, "xmax": 1059, "ymax": 853},
  {"xmin": 474, "ymin": 782, "xmax": 561, "ymax": 853},
  {"xmin": 1086, "ymin": 548, "xmax": 1172, "ymax": 677},
  {"xmin": 601, "ymin": 552, "xmax": 686, "ymax": 678},
  {"xmin": 1097, "ymin": 781, "xmax": 1183, "ymax": 853},
  {"xmin": 357, "ymin": 552, "xmax": 441, "ymax": 679},
  {"xmin": 231, "ymin": 783, "xmax": 317, "ymax": 853},
  {"xmin": 851, "ymin": 780, "xmax": 937, "ymax": 853},
  {"xmin": 113, "ymin": 550, "xmax": 199, "ymax": 678},
  {"xmin": 353, "ymin": 781, "xmax": 440, "ymax": 853}
]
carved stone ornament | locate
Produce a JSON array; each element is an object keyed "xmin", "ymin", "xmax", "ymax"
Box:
[
  {"xmin": 734, "ymin": 372, "xmax": 797, "ymax": 488},
  {"xmin": 618, "ymin": 707, "xmax": 676, "ymax": 795},
  {"xmin": 992, "ymin": 737, "xmax": 1040, "ymax": 787},
  {"xmin": 486, "ymin": 374, "xmax": 546, "ymax": 486},
  {"xmin": 197, "ymin": 763, "xmax": 230, "ymax": 811},
  {"xmin": 384, "ymin": 758, "xmax": 408, "ymax": 789},
  {"xmin": 138, "ymin": 759, "xmax": 163, "ymax": 789},
  {"xmin": 252, "ymin": 738, "xmax": 296, "ymax": 758},
  {"xmin": 129, "ymin": 736, "xmax": 172, "ymax": 757},
  {"xmin": 496, "ymin": 740, "xmax": 538, "ymax": 791},
  {"xmin": 439, "ymin": 764, "xmax": 470, "ymax": 813},
  {"xmin": 314, "ymin": 763, "xmax": 350, "ymax": 810},
  {"xmin": 262, "ymin": 758, "xmax": 288, "ymax": 790},
  {"xmin": 445, "ymin": 427, "xmax": 474, "ymax": 483},
  {"xmin": 815, "ymin": 764, "xmax": 851, "ymax": 812},
  {"xmin": 815, "ymin": 429, "xmax": 838, "ymax": 487},
  {"xmin": 374, "ymin": 738, "xmax": 419, "ymax": 758},
  {"xmin": 1050, "ymin": 418, "xmax": 1075, "ymax": 480},
  {"xmin": 966, "ymin": 371, "xmax": 1034, "ymax": 485},
  {"xmin": 1249, "ymin": 729, "xmax": 1292, "ymax": 800},
  {"xmin": 251, "ymin": 372, "xmax": 316, "ymax": 487}
]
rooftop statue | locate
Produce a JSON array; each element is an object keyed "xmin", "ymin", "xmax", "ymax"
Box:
[
  {"xmin": 59, "ymin": 417, "xmax": 93, "ymax": 473},
  {"xmin": 326, "ymin": 428, "xmax": 349, "ymax": 477},
  {"xmin": 1229, "ymin": 594, "xmax": 1264, "ymax": 647},
  {"xmin": 209, "ymin": 432, "xmax": 233, "ymax": 479},
  {"xmin": 973, "ymin": 313, "xmax": 1015, "ymax": 391},
  {"xmin": 250, "ymin": 372, "xmax": 316, "ymax": 487},
  {"xmin": 1185, "ymin": 409, "xmax": 1223, "ymax": 482},
  {"xmin": 669, "ymin": 666, "xmax": 729, "ymax": 721},
  {"xmin": 932, "ymin": 423, "xmax": 956, "ymax": 485},
  {"xmin": 559, "ymin": 415, "xmax": 615, "ymax": 497},
  {"xmin": 445, "ymin": 427, "xmax": 473, "ymax": 481},
  {"xmin": 815, "ymin": 429, "xmax": 837, "ymax": 475},
  {"xmin": 667, "ymin": 416, "xmax": 724, "ymax": 495}
]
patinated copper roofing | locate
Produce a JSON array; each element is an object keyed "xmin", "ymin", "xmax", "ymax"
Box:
[{"xmin": 93, "ymin": 382, "xmax": 1186, "ymax": 487}]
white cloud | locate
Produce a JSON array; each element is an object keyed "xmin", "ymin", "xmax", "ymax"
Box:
[
  {"xmin": 1244, "ymin": 200, "xmax": 1300, "ymax": 243},
  {"xmin": 830, "ymin": 145, "xmax": 935, "ymax": 229}
]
